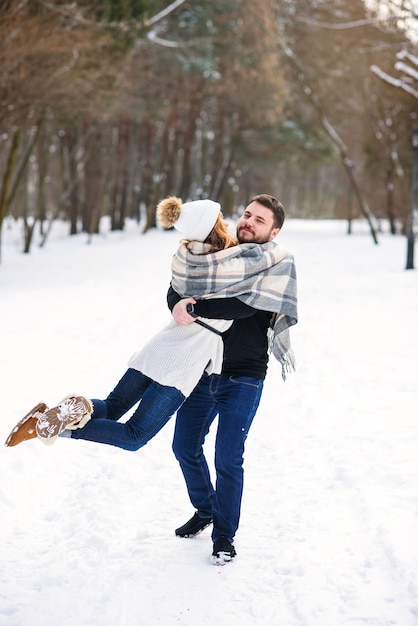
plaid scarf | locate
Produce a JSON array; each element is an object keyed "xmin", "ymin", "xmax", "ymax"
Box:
[{"xmin": 171, "ymin": 241, "xmax": 298, "ymax": 380}]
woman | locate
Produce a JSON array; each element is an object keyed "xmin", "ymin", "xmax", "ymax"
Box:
[{"xmin": 5, "ymin": 197, "xmax": 238, "ymax": 450}]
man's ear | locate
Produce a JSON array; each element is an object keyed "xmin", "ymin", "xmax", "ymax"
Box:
[{"xmin": 269, "ymin": 228, "xmax": 280, "ymax": 241}]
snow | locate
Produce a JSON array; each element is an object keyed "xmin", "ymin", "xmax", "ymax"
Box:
[{"xmin": 1, "ymin": 216, "xmax": 417, "ymax": 626}]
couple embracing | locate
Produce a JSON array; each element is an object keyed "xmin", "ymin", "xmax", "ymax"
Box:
[{"xmin": 5, "ymin": 193, "xmax": 297, "ymax": 565}]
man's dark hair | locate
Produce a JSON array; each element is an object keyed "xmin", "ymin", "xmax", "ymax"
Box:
[{"xmin": 250, "ymin": 194, "xmax": 285, "ymax": 230}]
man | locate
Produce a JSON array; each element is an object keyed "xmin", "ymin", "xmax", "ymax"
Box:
[{"xmin": 167, "ymin": 194, "xmax": 297, "ymax": 565}]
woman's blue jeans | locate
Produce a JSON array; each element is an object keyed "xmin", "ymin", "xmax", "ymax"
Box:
[
  {"xmin": 172, "ymin": 373, "xmax": 263, "ymax": 542},
  {"xmin": 70, "ymin": 368, "xmax": 185, "ymax": 451}
]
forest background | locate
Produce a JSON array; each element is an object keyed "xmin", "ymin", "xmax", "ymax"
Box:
[{"xmin": 0, "ymin": 0, "xmax": 417, "ymax": 256}]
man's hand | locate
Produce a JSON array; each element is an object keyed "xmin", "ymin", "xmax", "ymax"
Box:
[{"xmin": 172, "ymin": 298, "xmax": 197, "ymax": 325}]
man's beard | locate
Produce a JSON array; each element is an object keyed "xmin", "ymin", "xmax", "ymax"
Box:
[{"xmin": 237, "ymin": 226, "xmax": 260, "ymax": 243}]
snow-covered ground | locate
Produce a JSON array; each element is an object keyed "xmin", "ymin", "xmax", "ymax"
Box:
[{"xmin": 1, "ymin": 216, "xmax": 417, "ymax": 626}]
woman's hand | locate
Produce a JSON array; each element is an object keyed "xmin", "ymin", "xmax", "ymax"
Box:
[{"xmin": 172, "ymin": 297, "xmax": 197, "ymax": 325}]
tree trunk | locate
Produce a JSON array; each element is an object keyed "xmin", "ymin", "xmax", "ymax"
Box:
[
  {"xmin": 139, "ymin": 120, "xmax": 157, "ymax": 233},
  {"xmin": 37, "ymin": 123, "xmax": 50, "ymax": 236},
  {"xmin": 110, "ymin": 115, "xmax": 131, "ymax": 231},
  {"xmin": 179, "ymin": 90, "xmax": 203, "ymax": 199},
  {"xmin": 385, "ymin": 165, "xmax": 397, "ymax": 235},
  {"xmin": 0, "ymin": 129, "xmax": 21, "ymax": 234},
  {"xmin": 64, "ymin": 126, "xmax": 81, "ymax": 236},
  {"xmin": 84, "ymin": 120, "xmax": 103, "ymax": 236}
]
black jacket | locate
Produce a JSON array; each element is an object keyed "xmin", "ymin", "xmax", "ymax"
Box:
[{"xmin": 167, "ymin": 286, "xmax": 272, "ymax": 380}]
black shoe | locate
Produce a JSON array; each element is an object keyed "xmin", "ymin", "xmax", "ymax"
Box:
[
  {"xmin": 212, "ymin": 537, "xmax": 237, "ymax": 564},
  {"xmin": 175, "ymin": 512, "xmax": 212, "ymax": 538}
]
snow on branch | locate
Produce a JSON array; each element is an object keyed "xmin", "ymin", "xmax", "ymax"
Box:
[
  {"xmin": 370, "ymin": 64, "xmax": 418, "ymax": 99},
  {"xmin": 296, "ymin": 15, "xmax": 399, "ymax": 30},
  {"xmin": 371, "ymin": 45, "xmax": 418, "ymax": 100},
  {"xmin": 144, "ymin": 0, "xmax": 189, "ymax": 49},
  {"xmin": 394, "ymin": 60, "xmax": 418, "ymax": 81},
  {"xmin": 396, "ymin": 49, "xmax": 418, "ymax": 67},
  {"xmin": 144, "ymin": 0, "xmax": 188, "ymax": 27},
  {"xmin": 38, "ymin": 0, "xmax": 188, "ymax": 33},
  {"xmin": 146, "ymin": 31, "xmax": 184, "ymax": 48}
]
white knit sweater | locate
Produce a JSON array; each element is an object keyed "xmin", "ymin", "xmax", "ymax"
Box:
[{"xmin": 128, "ymin": 317, "xmax": 232, "ymax": 397}]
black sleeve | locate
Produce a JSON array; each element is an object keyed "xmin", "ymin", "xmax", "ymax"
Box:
[
  {"xmin": 166, "ymin": 284, "xmax": 256, "ymax": 320},
  {"xmin": 167, "ymin": 285, "xmax": 182, "ymax": 311}
]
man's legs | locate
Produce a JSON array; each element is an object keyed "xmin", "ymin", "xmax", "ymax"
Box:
[
  {"xmin": 172, "ymin": 374, "xmax": 218, "ymax": 519},
  {"xmin": 211, "ymin": 375, "xmax": 263, "ymax": 541},
  {"xmin": 173, "ymin": 374, "xmax": 263, "ymax": 542}
]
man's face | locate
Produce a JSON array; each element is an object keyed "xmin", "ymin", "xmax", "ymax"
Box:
[{"xmin": 236, "ymin": 201, "xmax": 280, "ymax": 244}]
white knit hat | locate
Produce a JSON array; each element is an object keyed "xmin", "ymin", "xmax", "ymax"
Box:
[{"xmin": 157, "ymin": 197, "xmax": 221, "ymax": 241}]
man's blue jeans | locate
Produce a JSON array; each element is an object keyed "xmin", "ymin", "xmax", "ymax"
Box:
[
  {"xmin": 172, "ymin": 373, "xmax": 263, "ymax": 542},
  {"xmin": 70, "ymin": 368, "xmax": 185, "ymax": 451}
]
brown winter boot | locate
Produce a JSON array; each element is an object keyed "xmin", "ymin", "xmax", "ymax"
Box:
[
  {"xmin": 36, "ymin": 396, "xmax": 93, "ymax": 441},
  {"xmin": 4, "ymin": 402, "xmax": 48, "ymax": 447}
]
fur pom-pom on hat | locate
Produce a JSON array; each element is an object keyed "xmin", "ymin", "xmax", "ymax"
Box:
[
  {"xmin": 157, "ymin": 196, "xmax": 182, "ymax": 229},
  {"xmin": 157, "ymin": 196, "xmax": 221, "ymax": 242}
]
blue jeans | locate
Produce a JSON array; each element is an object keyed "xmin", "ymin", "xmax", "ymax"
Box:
[
  {"xmin": 172, "ymin": 373, "xmax": 263, "ymax": 542},
  {"xmin": 70, "ymin": 368, "xmax": 185, "ymax": 451}
]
